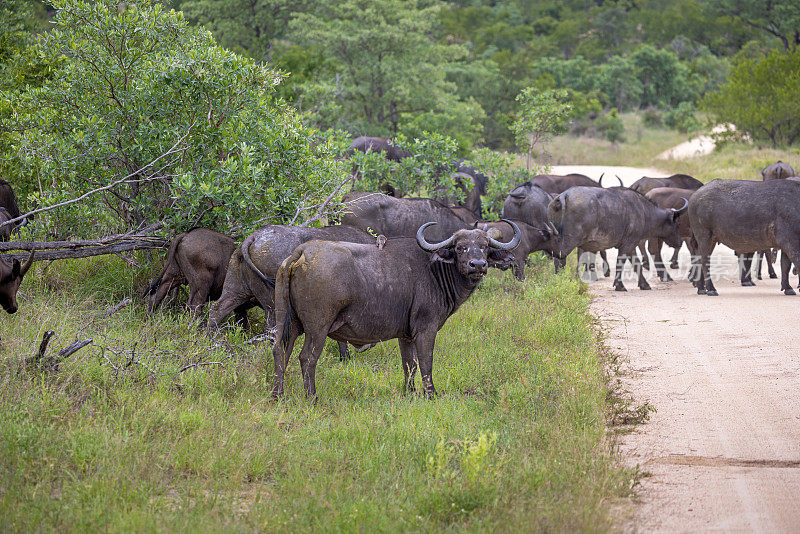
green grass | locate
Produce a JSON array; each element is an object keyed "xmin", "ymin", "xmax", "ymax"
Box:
[{"xmin": 0, "ymin": 254, "xmax": 632, "ymax": 532}]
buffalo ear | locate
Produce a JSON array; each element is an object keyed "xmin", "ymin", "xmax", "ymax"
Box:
[
  {"xmin": 488, "ymin": 249, "xmax": 514, "ymax": 265},
  {"xmin": 11, "ymin": 259, "xmax": 20, "ymax": 279},
  {"xmin": 432, "ymin": 248, "xmax": 455, "ymax": 264}
]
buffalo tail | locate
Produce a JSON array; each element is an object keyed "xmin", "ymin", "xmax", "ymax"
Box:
[
  {"xmin": 143, "ymin": 232, "xmax": 186, "ymax": 298},
  {"xmin": 241, "ymin": 233, "xmax": 276, "ymax": 288}
]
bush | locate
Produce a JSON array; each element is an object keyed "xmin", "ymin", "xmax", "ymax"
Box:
[
  {"xmin": 595, "ymin": 109, "xmax": 625, "ymax": 143},
  {"xmin": 642, "ymin": 108, "xmax": 663, "ymax": 127},
  {"xmin": 664, "ymin": 102, "xmax": 701, "ymax": 133}
]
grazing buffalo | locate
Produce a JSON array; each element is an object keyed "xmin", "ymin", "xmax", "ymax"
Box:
[
  {"xmin": 473, "ymin": 219, "xmax": 556, "ymax": 281},
  {"xmin": 0, "ymin": 180, "xmax": 21, "ymax": 220},
  {"xmin": 638, "ymin": 187, "xmax": 696, "ymax": 281},
  {"xmin": 342, "ymin": 192, "xmax": 471, "ymax": 241},
  {"xmin": 549, "ymin": 187, "xmax": 686, "ymax": 291},
  {"xmin": 271, "ymin": 221, "xmax": 520, "ymax": 399},
  {"xmin": 207, "ymin": 224, "xmax": 375, "ymax": 361},
  {"xmin": 689, "ymin": 179, "xmax": 800, "ymax": 296},
  {"xmin": 629, "ymin": 174, "xmax": 704, "ymax": 195},
  {"xmin": 527, "ymin": 173, "xmax": 601, "ymax": 196},
  {"xmin": 0, "ymin": 251, "xmax": 34, "ymax": 314},
  {"xmin": 0, "ymin": 208, "xmax": 12, "ymax": 242},
  {"xmin": 144, "ymin": 229, "xmax": 242, "ymax": 320},
  {"xmin": 761, "ymin": 161, "xmax": 795, "ymax": 181}
]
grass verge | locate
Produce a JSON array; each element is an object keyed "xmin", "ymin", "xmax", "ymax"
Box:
[{"xmin": 1, "ymin": 254, "xmax": 633, "ymax": 532}]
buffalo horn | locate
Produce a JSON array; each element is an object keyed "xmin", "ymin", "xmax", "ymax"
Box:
[
  {"xmin": 487, "ymin": 219, "xmax": 521, "ymax": 250},
  {"xmin": 549, "ymin": 221, "xmax": 559, "ymax": 236},
  {"xmin": 615, "ymin": 174, "xmax": 624, "ymax": 187},
  {"xmin": 416, "ymin": 222, "xmax": 457, "ymax": 252},
  {"xmin": 671, "ymin": 197, "xmax": 689, "ymax": 214},
  {"xmin": 598, "ymin": 173, "xmax": 605, "ymax": 187},
  {"xmin": 20, "ymin": 250, "xmax": 35, "ymax": 277}
]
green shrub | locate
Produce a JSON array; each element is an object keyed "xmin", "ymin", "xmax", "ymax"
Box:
[{"xmin": 665, "ymin": 102, "xmax": 701, "ymax": 133}]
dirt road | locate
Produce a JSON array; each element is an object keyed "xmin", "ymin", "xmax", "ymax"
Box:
[{"xmin": 552, "ymin": 166, "xmax": 800, "ymax": 531}]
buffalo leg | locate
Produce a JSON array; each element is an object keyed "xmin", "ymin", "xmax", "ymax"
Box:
[
  {"xmin": 271, "ymin": 319, "xmax": 301, "ymax": 399},
  {"xmin": 638, "ymin": 240, "xmax": 651, "ymax": 271},
  {"xmin": 148, "ymin": 275, "xmax": 182, "ymax": 313},
  {"xmin": 298, "ymin": 333, "xmax": 326, "ymax": 400},
  {"xmin": 613, "ymin": 253, "xmax": 627, "ymax": 292},
  {"xmin": 413, "ymin": 332, "xmax": 438, "ymax": 399},
  {"xmin": 233, "ymin": 305, "xmax": 250, "ymax": 329},
  {"xmin": 399, "ymin": 339, "xmax": 417, "ymax": 394},
  {"xmin": 187, "ymin": 279, "xmax": 213, "ymax": 317},
  {"xmin": 338, "ymin": 341, "xmax": 351, "ymax": 362},
  {"xmin": 599, "ymin": 250, "xmax": 611, "ymax": 277},
  {"xmin": 779, "ymin": 251, "xmax": 796, "ymax": 295},
  {"xmin": 738, "ymin": 252, "xmax": 755, "ymax": 286},
  {"xmin": 669, "ymin": 243, "xmax": 681, "ymax": 270},
  {"xmin": 766, "ymin": 249, "xmax": 778, "ymax": 279},
  {"xmin": 649, "ymin": 238, "xmax": 672, "ymax": 282},
  {"xmin": 631, "ymin": 250, "xmax": 651, "ymax": 290},
  {"xmin": 702, "ymin": 251, "xmax": 718, "ymax": 296}
]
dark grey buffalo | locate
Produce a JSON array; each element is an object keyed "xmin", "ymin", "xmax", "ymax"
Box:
[
  {"xmin": 629, "ymin": 174, "xmax": 704, "ymax": 195},
  {"xmin": 503, "ymin": 182, "xmax": 609, "ymax": 277},
  {"xmin": 0, "ymin": 180, "xmax": 25, "ymax": 237},
  {"xmin": 527, "ymin": 173, "xmax": 601, "ymax": 196},
  {"xmin": 271, "ymin": 221, "xmax": 520, "ymax": 399},
  {"xmin": 473, "ymin": 219, "xmax": 556, "ymax": 281},
  {"xmin": 638, "ymin": 187, "xmax": 695, "ymax": 281},
  {"xmin": 349, "ymin": 136, "xmax": 410, "ymax": 162},
  {"xmin": 689, "ymin": 179, "xmax": 800, "ymax": 296},
  {"xmin": 761, "ymin": 161, "xmax": 795, "ymax": 181},
  {"xmin": 144, "ymin": 228, "xmax": 242, "ymax": 319},
  {"xmin": 342, "ymin": 192, "xmax": 471, "ymax": 241},
  {"xmin": 208, "ymin": 224, "xmax": 376, "ymax": 360},
  {"xmin": 549, "ymin": 187, "xmax": 686, "ymax": 291},
  {"xmin": 0, "ymin": 251, "xmax": 34, "ymax": 314}
]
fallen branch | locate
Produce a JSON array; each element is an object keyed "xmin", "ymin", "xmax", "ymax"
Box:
[
  {"xmin": 0, "ymin": 240, "xmax": 167, "ymax": 263},
  {"xmin": 26, "ymin": 333, "xmax": 93, "ymax": 371}
]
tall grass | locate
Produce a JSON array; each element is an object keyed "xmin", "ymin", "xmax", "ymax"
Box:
[{"xmin": 0, "ymin": 254, "xmax": 631, "ymax": 531}]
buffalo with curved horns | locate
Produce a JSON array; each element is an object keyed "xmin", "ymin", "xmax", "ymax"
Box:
[{"xmin": 271, "ymin": 221, "xmax": 520, "ymax": 399}]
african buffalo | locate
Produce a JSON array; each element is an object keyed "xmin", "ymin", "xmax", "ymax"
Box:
[
  {"xmin": 473, "ymin": 219, "xmax": 556, "ymax": 281},
  {"xmin": 689, "ymin": 179, "xmax": 800, "ymax": 296},
  {"xmin": 629, "ymin": 174, "xmax": 704, "ymax": 195},
  {"xmin": 502, "ymin": 181, "xmax": 608, "ymax": 277},
  {"xmin": 638, "ymin": 187, "xmax": 696, "ymax": 281},
  {"xmin": 349, "ymin": 136, "xmax": 410, "ymax": 162},
  {"xmin": 144, "ymin": 229, "xmax": 244, "ymax": 321},
  {"xmin": 527, "ymin": 173, "xmax": 601, "ymax": 196},
  {"xmin": 207, "ymin": 224, "xmax": 376, "ymax": 361},
  {"xmin": 549, "ymin": 187, "xmax": 686, "ymax": 291},
  {"xmin": 271, "ymin": 221, "xmax": 520, "ymax": 399},
  {"xmin": 761, "ymin": 161, "xmax": 795, "ymax": 181},
  {"xmin": 0, "ymin": 251, "xmax": 34, "ymax": 314},
  {"xmin": 342, "ymin": 192, "xmax": 471, "ymax": 241}
]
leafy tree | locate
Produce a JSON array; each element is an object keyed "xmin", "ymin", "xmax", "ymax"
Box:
[
  {"xmin": 631, "ymin": 45, "xmax": 701, "ymax": 108},
  {"xmin": 511, "ymin": 88, "xmax": 571, "ymax": 170},
  {"xmin": 3, "ymin": 0, "xmax": 348, "ymax": 239},
  {"xmin": 288, "ymin": 0, "xmax": 484, "ymax": 147},
  {"xmin": 703, "ymin": 48, "xmax": 800, "ymax": 146},
  {"xmin": 707, "ymin": 0, "xmax": 800, "ymax": 51},
  {"xmin": 595, "ymin": 56, "xmax": 643, "ymax": 111},
  {"xmin": 464, "ymin": 148, "xmax": 542, "ymax": 220}
]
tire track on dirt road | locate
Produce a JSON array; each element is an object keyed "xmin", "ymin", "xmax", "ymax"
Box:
[{"xmin": 552, "ymin": 166, "xmax": 800, "ymax": 532}]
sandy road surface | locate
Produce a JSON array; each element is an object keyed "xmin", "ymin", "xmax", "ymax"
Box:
[{"xmin": 552, "ymin": 166, "xmax": 800, "ymax": 532}]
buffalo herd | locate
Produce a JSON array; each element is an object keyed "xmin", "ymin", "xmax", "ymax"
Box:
[{"xmin": 2, "ymin": 144, "xmax": 799, "ymax": 398}]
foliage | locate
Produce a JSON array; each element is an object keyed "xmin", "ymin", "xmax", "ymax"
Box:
[
  {"xmin": 288, "ymin": 0, "xmax": 483, "ymax": 147},
  {"xmin": 511, "ymin": 88, "xmax": 571, "ymax": 170},
  {"xmin": 594, "ymin": 109, "xmax": 626, "ymax": 143},
  {"xmin": 664, "ymin": 102, "xmax": 701, "ymax": 133},
  {"xmin": 707, "ymin": 0, "xmax": 800, "ymax": 51},
  {"xmin": 703, "ymin": 48, "xmax": 800, "ymax": 146},
  {"xmin": 0, "ymin": 252, "xmax": 633, "ymax": 531},
  {"xmin": 3, "ymin": 0, "xmax": 349, "ymax": 239},
  {"xmin": 349, "ymin": 132, "xmax": 463, "ymax": 200}
]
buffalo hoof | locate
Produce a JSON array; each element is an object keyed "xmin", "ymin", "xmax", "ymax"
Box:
[
  {"xmin": 639, "ymin": 283, "xmax": 652, "ymax": 291},
  {"xmin": 603, "ymin": 268, "xmax": 611, "ymax": 278},
  {"xmin": 659, "ymin": 273, "xmax": 673, "ymax": 282},
  {"xmin": 784, "ymin": 288, "xmax": 796, "ymax": 296},
  {"xmin": 741, "ymin": 281, "xmax": 756, "ymax": 287},
  {"xmin": 670, "ymin": 261, "xmax": 679, "ymax": 269},
  {"xmin": 771, "ymin": 273, "xmax": 779, "ymax": 279},
  {"xmin": 706, "ymin": 290, "xmax": 719, "ymax": 296},
  {"xmin": 697, "ymin": 287, "xmax": 707, "ymax": 295},
  {"xmin": 614, "ymin": 284, "xmax": 627, "ymax": 292}
]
